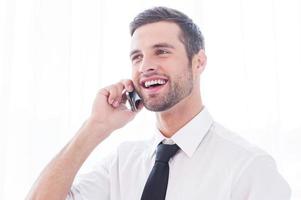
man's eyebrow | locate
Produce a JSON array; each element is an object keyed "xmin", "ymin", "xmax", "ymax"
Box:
[
  {"xmin": 153, "ymin": 43, "xmax": 175, "ymax": 49},
  {"xmin": 129, "ymin": 49, "xmax": 141, "ymax": 58},
  {"xmin": 129, "ymin": 43, "xmax": 175, "ymax": 58}
]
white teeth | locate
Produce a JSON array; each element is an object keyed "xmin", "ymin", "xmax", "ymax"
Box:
[{"xmin": 144, "ymin": 79, "xmax": 166, "ymax": 88}]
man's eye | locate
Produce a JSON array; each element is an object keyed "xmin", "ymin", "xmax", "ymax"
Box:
[
  {"xmin": 132, "ymin": 55, "xmax": 143, "ymax": 63},
  {"xmin": 156, "ymin": 49, "xmax": 169, "ymax": 55}
]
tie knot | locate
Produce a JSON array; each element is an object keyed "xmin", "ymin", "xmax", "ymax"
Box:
[{"xmin": 155, "ymin": 143, "xmax": 179, "ymax": 163}]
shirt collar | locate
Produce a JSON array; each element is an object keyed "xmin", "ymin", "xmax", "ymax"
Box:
[{"xmin": 150, "ymin": 107, "xmax": 213, "ymax": 158}]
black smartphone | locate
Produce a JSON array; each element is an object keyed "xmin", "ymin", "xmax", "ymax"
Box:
[{"xmin": 125, "ymin": 90, "xmax": 142, "ymax": 112}]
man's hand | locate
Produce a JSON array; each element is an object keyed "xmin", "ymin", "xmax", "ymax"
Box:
[
  {"xmin": 88, "ymin": 79, "xmax": 143, "ymax": 137},
  {"xmin": 26, "ymin": 79, "xmax": 143, "ymax": 200}
]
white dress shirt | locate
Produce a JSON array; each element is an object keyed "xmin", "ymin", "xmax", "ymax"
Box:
[{"xmin": 67, "ymin": 108, "xmax": 291, "ymax": 200}]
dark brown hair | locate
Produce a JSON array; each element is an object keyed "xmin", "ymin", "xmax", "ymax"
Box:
[{"xmin": 130, "ymin": 7, "xmax": 205, "ymax": 61}]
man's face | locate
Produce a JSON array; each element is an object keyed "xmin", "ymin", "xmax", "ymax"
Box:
[{"xmin": 130, "ymin": 21, "xmax": 194, "ymax": 111}]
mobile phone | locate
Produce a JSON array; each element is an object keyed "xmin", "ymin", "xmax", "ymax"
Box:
[{"xmin": 125, "ymin": 90, "xmax": 142, "ymax": 112}]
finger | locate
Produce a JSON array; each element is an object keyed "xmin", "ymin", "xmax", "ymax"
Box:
[
  {"xmin": 120, "ymin": 92, "xmax": 128, "ymax": 104},
  {"xmin": 98, "ymin": 88, "xmax": 109, "ymax": 97},
  {"xmin": 114, "ymin": 80, "xmax": 134, "ymax": 106},
  {"xmin": 106, "ymin": 85, "xmax": 119, "ymax": 105},
  {"xmin": 115, "ymin": 82, "xmax": 126, "ymax": 96},
  {"xmin": 110, "ymin": 83, "xmax": 128, "ymax": 107},
  {"xmin": 120, "ymin": 79, "xmax": 134, "ymax": 92},
  {"xmin": 114, "ymin": 83, "xmax": 127, "ymax": 106}
]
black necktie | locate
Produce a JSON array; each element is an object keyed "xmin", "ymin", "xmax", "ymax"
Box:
[{"xmin": 141, "ymin": 143, "xmax": 180, "ymax": 200}]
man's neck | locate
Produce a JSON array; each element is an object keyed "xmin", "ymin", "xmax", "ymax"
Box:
[{"xmin": 155, "ymin": 94, "xmax": 203, "ymax": 138}]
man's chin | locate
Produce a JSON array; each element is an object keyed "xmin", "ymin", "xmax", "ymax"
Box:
[{"xmin": 143, "ymin": 101, "xmax": 173, "ymax": 112}]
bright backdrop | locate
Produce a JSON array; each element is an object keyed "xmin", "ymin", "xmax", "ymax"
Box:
[{"xmin": 0, "ymin": 0, "xmax": 300, "ymax": 199}]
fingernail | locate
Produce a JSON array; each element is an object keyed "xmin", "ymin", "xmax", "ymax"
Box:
[
  {"xmin": 113, "ymin": 100, "xmax": 119, "ymax": 107},
  {"xmin": 128, "ymin": 85, "xmax": 133, "ymax": 91}
]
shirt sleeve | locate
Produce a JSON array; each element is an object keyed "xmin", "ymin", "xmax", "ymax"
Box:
[
  {"xmin": 66, "ymin": 153, "xmax": 116, "ymax": 200},
  {"xmin": 231, "ymin": 155, "xmax": 291, "ymax": 200}
]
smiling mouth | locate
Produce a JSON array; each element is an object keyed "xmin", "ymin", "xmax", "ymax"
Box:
[{"xmin": 141, "ymin": 79, "xmax": 168, "ymax": 89}]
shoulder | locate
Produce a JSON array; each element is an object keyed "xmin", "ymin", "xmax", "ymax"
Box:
[
  {"xmin": 208, "ymin": 121, "xmax": 269, "ymax": 158},
  {"xmin": 202, "ymin": 121, "xmax": 276, "ymax": 176},
  {"xmin": 208, "ymin": 122, "xmax": 290, "ymax": 196}
]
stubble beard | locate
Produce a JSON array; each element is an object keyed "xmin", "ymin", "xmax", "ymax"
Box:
[{"xmin": 140, "ymin": 67, "xmax": 194, "ymax": 112}]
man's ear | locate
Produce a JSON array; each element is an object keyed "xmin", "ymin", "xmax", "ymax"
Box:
[{"xmin": 192, "ymin": 49, "xmax": 207, "ymax": 75}]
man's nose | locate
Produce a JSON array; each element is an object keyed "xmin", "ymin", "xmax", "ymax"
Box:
[{"xmin": 138, "ymin": 56, "xmax": 158, "ymax": 73}]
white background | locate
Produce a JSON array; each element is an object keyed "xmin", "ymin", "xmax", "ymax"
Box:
[{"xmin": 0, "ymin": 0, "xmax": 300, "ymax": 199}]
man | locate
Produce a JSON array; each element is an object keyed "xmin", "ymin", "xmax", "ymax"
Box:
[{"xmin": 27, "ymin": 7, "xmax": 291, "ymax": 200}]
